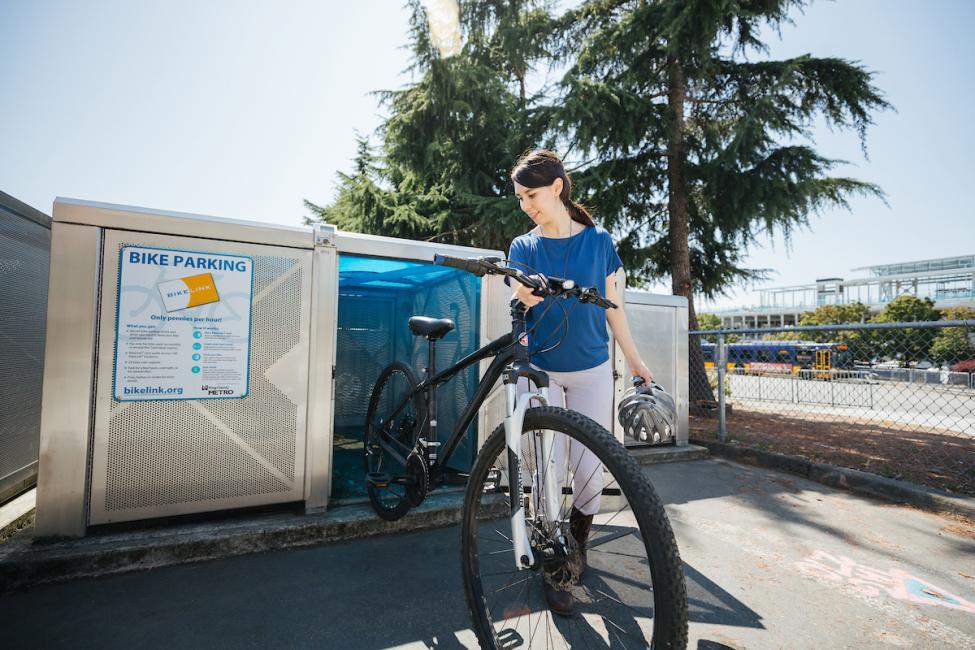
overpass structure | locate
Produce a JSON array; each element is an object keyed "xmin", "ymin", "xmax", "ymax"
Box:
[{"xmin": 708, "ymin": 254, "xmax": 975, "ymax": 330}]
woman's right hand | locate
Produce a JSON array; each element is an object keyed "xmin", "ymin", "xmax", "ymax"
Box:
[{"xmin": 513, "ymin": 274, "xmax": 547, "ymax": 308}]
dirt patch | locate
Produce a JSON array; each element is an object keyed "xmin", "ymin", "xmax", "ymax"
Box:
[
  {"xmin": 942, "ymin": 523, "xmax": 975, "ymax": 541},
  {"xmin": 0, "ymin": 510, "xmax": 34, "ymax": 545},
  {"xmin": 691, "ymin": 409, "xmax": 975, "ymax": 497}
]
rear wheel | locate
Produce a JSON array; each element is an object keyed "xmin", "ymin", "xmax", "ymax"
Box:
[
  {"xmin": 364, "ymin": 362, "xmax": 425, "ymax": 521},
  {"xmin": 461, "ymin": 406, "xmax": 688, "ymax": 649}
]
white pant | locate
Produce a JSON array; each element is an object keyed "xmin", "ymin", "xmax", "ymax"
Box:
[{"xmin": 517, "ymin": 359, "xmax": 613, "ymax": 516}]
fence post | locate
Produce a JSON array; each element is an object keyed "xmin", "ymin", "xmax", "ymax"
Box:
[{"xmin": 717, "ymin": 333, "xmax": 727, "ymax": 442}]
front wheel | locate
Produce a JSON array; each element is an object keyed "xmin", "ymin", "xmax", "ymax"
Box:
[{"xmin": 461, "ymin": 406, "xmax": 688, "ymax": 649}]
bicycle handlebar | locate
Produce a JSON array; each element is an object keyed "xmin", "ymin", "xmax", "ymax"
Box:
[{"xmin": 433, "ymin": 253, "xmax": 617, "ymax": 310}]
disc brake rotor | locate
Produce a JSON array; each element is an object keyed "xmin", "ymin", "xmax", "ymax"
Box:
[
  {"xmin": 405, "ymin": 451, "xmax": 428, "ymax": 507},
  {"xmin": 535, "ymin": 523, "xmax": 583, "ymax": 590}
]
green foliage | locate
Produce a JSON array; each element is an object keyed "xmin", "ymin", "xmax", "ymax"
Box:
[
  {"xmin": 695, "ymin": 312, "xmax": 739, "ymax": 343},
  {"xmin": 930, "ymin": 329, "xmax": 975, "ymax": 366},
  {"xmin": 552, "ymin": 0, "xmax": 890, "ymax": 298},
  {"xmin": 871, "ymin": 295, "xmax": 941, "ymax": 324},
  {"xmin": 800, "ymin": 303, "xmax": 872, "ymax": 326},
  {"xmin": 866, "ymin": 295, "xmax": 941, "ymax": 366},
  {"xmin": 309, "ymin": 2, "xmax": 888, "ymax": 298},
  {"xmin": 939, "ymin": 306, "xmax": 975, "ymax": 321},
  {"xmin": 929, "ymin": 307, "xmax": 975, "ymax": 365},
  {"xmin": 773, "ymin": 303, "xmax": 870, "ymax": 359},
  {"xmin": 306, "ymin": 0, "xmax": 553, "ymax": 252}
]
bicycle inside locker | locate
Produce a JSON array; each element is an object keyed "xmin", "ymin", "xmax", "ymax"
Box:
[{"xmin": 330, "ymin": 254, "xmax": 485, "ymax": 502}]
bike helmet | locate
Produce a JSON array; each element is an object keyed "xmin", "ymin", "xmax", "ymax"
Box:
[{"xmin": 618, "ymin": 377, "xmax": 677, "ymax": 444}]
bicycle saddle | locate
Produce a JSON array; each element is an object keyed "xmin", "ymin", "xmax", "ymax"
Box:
[{"xmin": 408, "ymin": 316, "xmax": 455, "ymax": 340}]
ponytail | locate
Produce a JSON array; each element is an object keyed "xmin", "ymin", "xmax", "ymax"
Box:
[{"xmin": 564, "ymin": 198, "xmax": 595, "ymax": 228}]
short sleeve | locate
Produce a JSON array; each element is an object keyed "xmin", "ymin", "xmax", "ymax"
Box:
[
  {"xmin": 504, "ymin": 237, "xmax": 527, "ymax": 287},
  {"xmin": 604, "ymin": 230, "xmax": 623, "ymax": 276}
]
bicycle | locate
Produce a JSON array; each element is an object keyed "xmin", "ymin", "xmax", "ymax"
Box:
[{"xmin": 363, "ymin": 254, "xmax": 688, "ymax": 649}]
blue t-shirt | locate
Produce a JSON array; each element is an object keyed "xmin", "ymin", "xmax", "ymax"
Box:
[{"xmin": 505, "ymin": 225, "xmax": 623, "ymax": 372}]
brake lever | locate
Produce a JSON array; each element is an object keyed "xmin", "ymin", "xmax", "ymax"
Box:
[
  {"xmin": 576, "ymin": 287, "xmax": 617, "ymax": 310},
  {"xmin": 529, "ymin": 273, "xmax": 549, "ymax": 297}
]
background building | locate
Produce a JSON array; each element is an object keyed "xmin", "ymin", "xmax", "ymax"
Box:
[{"xmin": 709, "ymin": 254, "xmax": 975, "ymax": 330}]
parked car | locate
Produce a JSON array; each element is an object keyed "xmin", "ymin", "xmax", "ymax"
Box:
[{"xmin": 951, "ymin": 359, "xmax": 975, "ymax": 374}]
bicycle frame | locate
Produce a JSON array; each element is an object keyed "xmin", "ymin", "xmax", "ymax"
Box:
[{"xmin": 374, "ymin": 300, "xmax": 556, "ymax": 569}]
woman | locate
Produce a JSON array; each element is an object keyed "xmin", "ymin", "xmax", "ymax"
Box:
[{"xmin": 507, "ymin": 148, "xmax": 655, "ymax": 615}]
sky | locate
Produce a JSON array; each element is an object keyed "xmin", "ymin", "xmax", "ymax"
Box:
[{"xmin": 2, "ymin": 0, "xmax": 973, "ymax": 311}]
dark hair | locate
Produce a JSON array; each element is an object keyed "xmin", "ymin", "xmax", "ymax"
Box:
[{"xmin": 510, "ymin": 148, "xmax": 595, "ymax": 228}]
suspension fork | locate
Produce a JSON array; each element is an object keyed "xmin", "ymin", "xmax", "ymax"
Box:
[
  {"xmin": 504, "ymin": 382, "xmax": 542, "ymax": 569},
  {"xmin": 503, "ymin": 381, "xmax": 562, "ymax": 570},
  {"xmin": 502, "ymin": 299, "xmax": 562, "ymax": 570}
]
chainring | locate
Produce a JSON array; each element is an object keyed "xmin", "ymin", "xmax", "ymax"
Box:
[{"xmin": 405, "ymin": 451, "xmax": 429, "ymax": 508}]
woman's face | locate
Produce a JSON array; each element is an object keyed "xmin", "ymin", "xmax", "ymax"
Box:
[{"xmin": 513, "ymin": 178, "xmax": 563, "ymax": 227}]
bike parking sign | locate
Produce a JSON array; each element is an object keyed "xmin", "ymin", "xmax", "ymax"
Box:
[{"xmin": 113, "ymin": 245, "xmax": 253, "ymax": 401}]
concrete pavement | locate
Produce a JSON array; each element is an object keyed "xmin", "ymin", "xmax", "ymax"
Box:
[{"xmin": 2, "ymin": 458, "xmax": 974, "ymax": 649}]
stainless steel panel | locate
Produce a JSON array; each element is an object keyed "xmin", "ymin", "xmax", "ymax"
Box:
[
  {"xmin": 0, "ymin": 462, "xmax": 38, "ymax": 506},
  {"xmin": 0, "ymin": 193, "xmax": 50, "ymax": 502},
  {"xmin": 610, "ymin": 270, "xmax": 627, "ymax": 443},
  {"xmin": 674, "ymin": 304, "xmax": 689, "ymax": 444},
  {"xmin": 477, "ymin": 274, "xmax": 512, "ymax": 448},
  {"xmin": 89, "ymin": 230, "xmax": 313, "ymax": 524},
  {"xmin": 622, "ymin": 290, "xmax": 689, "ymax": 445},
  {"xmin": 35, "ymin": 223, "xmax": 101, "ymax": 538},
  {"xmin": 53, "ymin": 198, "xmax": 313, "ymax": 250},
  {"xmin": 624, "ymin": 291, "xmax": 688, "ymax": 308},
  {"xmin": 335, "ymin": 230, "xmax": 501, "ymax": 262},
  {"xmin": 304, "ymin": 239, "xmax": 339, "ymax": 510}
]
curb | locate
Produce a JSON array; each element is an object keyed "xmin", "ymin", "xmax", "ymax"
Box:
[
  {"xmin": 628, "ymin": 443, "xmax": 709, "ymax": 465},
  {"xmin": 0, "ymin": 489, "xmax": 36, "ymax": 540},
  {"xmin": 0, "ymin": 491, "xmax": 471, "ymax": 593},
  {"xmin": 692, "ymin": 438, "xmax": 975, "ymax": 521},
  {"xmin": 1, "ymin": 443, "xmax": 709, "ymax": 592}
]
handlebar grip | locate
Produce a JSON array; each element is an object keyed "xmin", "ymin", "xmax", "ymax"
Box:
[{"xmin": 433, "ymin": 254, "xmax": 486, "ymax": 276}]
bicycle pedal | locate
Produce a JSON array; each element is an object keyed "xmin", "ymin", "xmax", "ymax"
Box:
[
  {"xmin": 366, "ymin": 472, "xmax": 392, "ymax": 488},
  {"xmin": 442, "ymin": 472, "xmax": 470, "ymax": 486}
]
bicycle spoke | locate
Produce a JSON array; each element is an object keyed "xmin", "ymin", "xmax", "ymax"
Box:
[
  {"xmin": 463, "ymin": 407, "xmax": 685, "ymax": 649},
  {"xmin": 569, "ymin": 612, "xmax": 598, "ymax": 650},
  {"xmin": 492, "ymin": 576, "xmax": 532, "ymax": 595},
  {"xmin": 568, "ymin": 463, "xmax": 606, "ymax": 515}
]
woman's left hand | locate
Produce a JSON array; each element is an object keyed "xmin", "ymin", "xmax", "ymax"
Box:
[{"xmin": 630, "ymin": 360, "xmax": 654, "ymax": 385}]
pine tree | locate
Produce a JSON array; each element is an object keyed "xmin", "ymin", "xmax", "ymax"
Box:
[
  {"xmin": 308, "ymin": 1, "xmax": 891, "ymax": 404},
  {"xmin": 306, "ymin": 0, "xmax": 554, "ymax": 251},
  {"xmin": 549, "ymin": 0, "xmax": 891, "ymax": 401}
]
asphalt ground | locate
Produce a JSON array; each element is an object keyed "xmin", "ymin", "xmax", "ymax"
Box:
[
  {"xmin": 725, "ymin": 373, "xmax": 975, "ymax": 433},
  {"xmin": 2, "ymin": 458, "xmax": 974, "ymax": 649}
]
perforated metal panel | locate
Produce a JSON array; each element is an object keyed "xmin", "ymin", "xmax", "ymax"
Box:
[
  {"xmin": 0, "ymin": 195, "xmax": 50, "ymax": 502},
  {"xmin": 89, "ymin": 230, "xmax": 312, "ymax": 524},
  {"xmin": 622, "ymin": 291, "xmax": 690, "ymax": 445}
]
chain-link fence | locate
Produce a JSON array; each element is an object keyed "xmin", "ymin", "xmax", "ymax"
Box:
[{"xmin": 687, "ymin": 320, "xmax": 975, "ymax": 496}]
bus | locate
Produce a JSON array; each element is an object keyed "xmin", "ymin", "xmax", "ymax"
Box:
[{"xmin": 699, "ymin": 340, "xmax": 853, "ymax": 375}]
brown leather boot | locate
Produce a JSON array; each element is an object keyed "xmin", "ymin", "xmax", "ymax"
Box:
[
  {"xmin": 544, "ymin": 581, "xmax": 575, "ymax": 616},
  {"xmin": 569, "ymin": 507, "xmax": 594, "ymax": 574}
]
